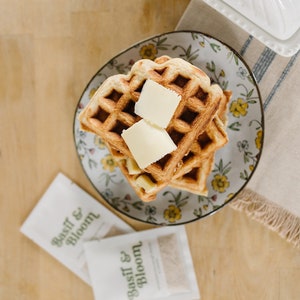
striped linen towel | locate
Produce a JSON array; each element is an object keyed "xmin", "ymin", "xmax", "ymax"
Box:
[{"xmin": 176, "ymin": 0, "xmax": 300, "ymax": 247}]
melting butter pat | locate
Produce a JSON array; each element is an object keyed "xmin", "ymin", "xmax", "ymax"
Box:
[
  {"xmin": 121, "ymin": 119, "xmax": 176, "ymax": 169},
  {"xmin": 126, "ymin": 158, "xmax": 141, "ymax": 175},
  {"xmin": 136, "ymin": 174, "xmax": 157, "ymax": 193},
  {"xmin": 135, "ymin": 79, "xmax": 181, "ymax": 128}
]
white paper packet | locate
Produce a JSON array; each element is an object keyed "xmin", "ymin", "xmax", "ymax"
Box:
[
  {"xmin": 20, "ymin": 172, "xmax": 134, "ymax": 284},
  {"xmin": 84, "ymin": 226, "xmax": 200, "ymax": 300}
]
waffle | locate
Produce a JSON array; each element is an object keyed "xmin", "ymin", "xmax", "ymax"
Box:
[
  {"xmin": 169, "ymin": 91, "xmax": 231, "ymax": 195},
  {"xmin": 106, "ymin": 144, "xmax": 166, "ymax": 202},
  {"xmin": 169, "ymin": 154, "xmax": 215, "ymax": 195},
  {"xmin": 107, "ymin": 116, "xmax": 223, "ymax": 200},
  {"xmin": 108, "ymin": 143, "xmax": 214, "ymax": 201},
  {"xmin": 79, "ymin": 56, "xmax": 223, "ymax": 183},
  {"xmin": 106, "ymin": 89, "xmax": 230, "ymax": 201},
  {"xmin": 172, "ymin": 89, "xmax": 231, "ymax": 180},
  {"xmin": 79, "ymin": 56, "xmax": 230, "ymax": 201}
]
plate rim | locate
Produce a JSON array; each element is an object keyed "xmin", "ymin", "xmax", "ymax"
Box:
[{"xmin": 73, "ymin": 30, "xmax": 265, "ymax": 225}]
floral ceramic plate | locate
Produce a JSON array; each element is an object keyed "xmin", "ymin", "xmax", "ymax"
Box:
[{"xmin": 73, "ymin": 31, "xmax": 264, "ymax": 225}]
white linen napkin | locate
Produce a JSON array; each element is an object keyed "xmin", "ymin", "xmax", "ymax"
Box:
[{"xmin": 176, "ymin": 0, "xmax": 300, "ymax": 247}]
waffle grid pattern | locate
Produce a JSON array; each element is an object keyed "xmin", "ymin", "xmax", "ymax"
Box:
[{"xmin": 79, "ymin": 56, "xmax": 230, "ymax": 201}]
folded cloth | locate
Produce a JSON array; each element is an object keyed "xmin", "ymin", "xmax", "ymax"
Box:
[{"xmin": 176, "ymin": 0, "xmax": 300, "ymax": 247}]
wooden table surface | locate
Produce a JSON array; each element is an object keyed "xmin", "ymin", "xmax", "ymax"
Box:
[{"xmin": 1, "ymin": 1, "xmax": 300, "ymax": 299}]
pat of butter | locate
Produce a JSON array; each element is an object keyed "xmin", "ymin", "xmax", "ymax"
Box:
[
  {"xmin": 136, "ymin": 174, "xmax": 157, "ymax": 193},
  {"xmin": 121, "ymin": 119, "xmax": 176, "ymax": 169},
  {"xmin": 126, "ymin": 158, "xmax": 141, "ymax": 175},
  {"xmin": 135, "ymin": 79, "xmax": 181, "ymax": 128}
]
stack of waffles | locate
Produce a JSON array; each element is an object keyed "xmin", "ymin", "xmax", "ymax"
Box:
[{"xmin": 79, "ymin": 56, "xmax": 231, "ymax": 202}]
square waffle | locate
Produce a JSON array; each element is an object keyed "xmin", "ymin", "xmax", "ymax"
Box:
[
  {"xmin": 105, "ymin": 92, "xmax": 230, "ymax": 202},
  {"xmin": 107, "ymin": 143, "xmax": 214, "ymax": 201},
  {"xmin": 172, "ymin": 90, "xmax": 231, "ymax": 179},
  {"xmin": 169, "ymin": 91, "xmax": 231, "ymax": 196},
  {"xmin": 106, "ymin": 144, "xmax": 163, "ymax": 202},
  {"xmin": 169, "ymin": 154, "xmax": 215, "ymax": 196},
  {"xmin": 79, "ymin": 56, "xmax": 224, "ymax": 185}
]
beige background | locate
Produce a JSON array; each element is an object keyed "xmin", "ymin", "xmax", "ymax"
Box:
[{"xmin": 1, "ymin": 1, "xmax": 300, "ymax": 299}]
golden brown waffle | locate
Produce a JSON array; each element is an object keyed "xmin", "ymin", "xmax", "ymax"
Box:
[
  {"xmin": 79, "ymin": 56, "xmax": 231, "ymax": 201},
  {"xmin": 106, "ymin": 96, "xmax": 230, "ymax": 201},
  {"xmin": 108, "ymin": 143, "xmax": 214, "ymax": 201},
  {"xmin": 105, "ymin": 101, "xmax": 230, "ymax": 201},
  {"xmin": 105, "ymin": 86, "xmax": 230, "ymax": 201},
  {"xmin": 79, "ymin": 56, "xmax": 223, "ymax": 183},
  {"xmin": 169, "ymin": 91, "xmax": 231, "ymax": 196},
  {"xmin": 172, "ymin": 89, "xmax": 231, "ymax": 180},
  {"xmin": 218, "ymin": 90, "xmax": 232, "ymax": 126},
  {"xmin": 107, "ymin": 144, "xmax": 166, "ymax": 202},
  {"xmin": 169, "ymin": 154, "xmax": 215, "ymax": 195}
]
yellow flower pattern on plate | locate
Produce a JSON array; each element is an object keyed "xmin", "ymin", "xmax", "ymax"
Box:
[
  {"xmin": 101, "ymin": 154, "xmax": 117, "ymax": 172},
  {"xmin": 255, "ymin": 130, "xmax": 263, "ymax": 150},
  {"xmin": 230, "ymin": 97, "xmax": 249, "ymax": 117},
  {"xmin": 139, "ymin": 43, "xmax": 158, "ymax": 60},
  {"xmin": 211, "ymin": 174, "xmax": 230, "ymax": 193},
  {"xmin": 163, "ymin": 205, "xmax": 182, "ymax": 223}
]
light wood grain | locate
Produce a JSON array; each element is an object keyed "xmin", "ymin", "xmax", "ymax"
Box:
[{"xmin": 1, "ymin": 1, "xmax": 300, "ymax": 299}]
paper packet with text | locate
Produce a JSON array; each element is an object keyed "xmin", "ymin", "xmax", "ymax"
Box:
[
  {"xmin": 84, "ymin": 226, "xmax": 200, "ymax": 300},
  {"xmin": 20, "ymin": 172, "xmax": 134, "ymax": 284}
]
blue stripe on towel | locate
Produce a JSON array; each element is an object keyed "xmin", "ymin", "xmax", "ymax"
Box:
[
  {"xmin": 252, "ymin": 47, "xmax": 277, "ymax": 83},
  {"xmin": 263, "ymin": 50, "xmax": 300, "ymax": 111},
  {"xmin": 238, "ymin": 35, "xmax": 299, "ymax": 111},
  {"xmin": 240, "ymin": 35, "xmax": 253, "ymax": 56}
]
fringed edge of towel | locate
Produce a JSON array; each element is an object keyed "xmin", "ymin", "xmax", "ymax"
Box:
[{"xmin": 230, "ymin": 188, "xmax": 300, "ymax": 248}]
